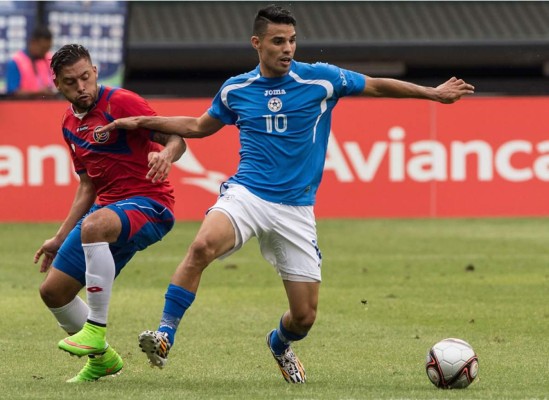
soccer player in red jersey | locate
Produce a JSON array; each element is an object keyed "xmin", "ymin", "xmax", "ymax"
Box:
[{"xmin": 33, "ymin": 44, "xmax": 186, "ymax": 382}]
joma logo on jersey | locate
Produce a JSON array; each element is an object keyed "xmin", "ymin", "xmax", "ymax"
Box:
[
  {"xmin": 264, "ymin": 89, "xmax": 286, "ymax": 96},
  {"xmin": 77, "ymin": 125, "xmax": 89, "ymax": 133},
  {"xmin": 93, "ymin": 126, "xmax": 109, "ymax": 143}
]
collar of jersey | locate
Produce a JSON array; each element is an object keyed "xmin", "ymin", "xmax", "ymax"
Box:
[{"xmin": 255, "ymin": 60, "xmax": 295, "ymax": 80}]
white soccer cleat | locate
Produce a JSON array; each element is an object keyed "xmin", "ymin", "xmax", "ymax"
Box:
[
  {"xmin": 138, "ymin": 330, "xmax": 171, "ymax": 368},
  {"xmin": 266, "ymin": 330, "xmax": 307, "ymax": 383}
]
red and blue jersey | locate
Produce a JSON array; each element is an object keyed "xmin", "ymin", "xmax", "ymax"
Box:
[{"xmin": 61, "ymin": 85, "xmax": 175, "ymax": 211}]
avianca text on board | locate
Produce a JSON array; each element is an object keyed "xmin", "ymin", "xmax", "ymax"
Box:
[
  {"xmin": 1, "ymin": 97, "xmax": 548, "ymax": 220},
  {"xmin": 3, "ymin": 127, "xmax": 549, "ymax": 188}
]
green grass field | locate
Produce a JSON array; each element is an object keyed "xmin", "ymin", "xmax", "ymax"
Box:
[{"xmin": 1, "ymin": 219, "xmax": 548, "ymax": 399}]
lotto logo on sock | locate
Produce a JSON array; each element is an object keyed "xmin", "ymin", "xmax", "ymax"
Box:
[{"xmin": 87, "ymin": 286, "xmax": 103, "ymax": 293}]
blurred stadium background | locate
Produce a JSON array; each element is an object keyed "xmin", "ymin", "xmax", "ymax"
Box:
[
  {"xmin": 125, "ymin": 1, "xmax": 549, "ymax": 97},
  {"xmin": 2, "ymin": 0, "xmax": 549, "ymax": 97}
]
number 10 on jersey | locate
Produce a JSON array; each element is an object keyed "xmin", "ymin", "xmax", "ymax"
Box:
[{"xmin": 263, "ymin": 114, "xmax": 288, "ymax": 133}]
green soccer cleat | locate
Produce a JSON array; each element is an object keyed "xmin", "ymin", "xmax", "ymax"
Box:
[
  {"xmin": 58, "ymin": 322, "xmax": 107, "ymax": 357},
  {"xmin": 66, "ymin": 346, "xmax": 123, "ymax": 383}
]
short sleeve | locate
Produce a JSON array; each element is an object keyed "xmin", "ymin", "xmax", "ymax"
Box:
[
  {"xmin": 109, "ymin": 89, "xmax": 157, "ymax": 119},
  {"xmin": 337, "ymin": 67, "xmax": 366, "ymax": 96},
  {"xmin": 207, "ymin": 86, "xmax": 238, "ymax": 125}
]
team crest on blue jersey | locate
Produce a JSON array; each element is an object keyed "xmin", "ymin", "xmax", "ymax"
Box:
[
  {"xmin": 268, "ymin": 97, "xmax": 283, "ymax": 112},
  {"xmin": 93, "ymin": 126, "xmax": 109, "ymax": 143}
]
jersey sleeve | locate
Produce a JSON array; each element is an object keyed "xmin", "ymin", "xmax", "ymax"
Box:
[
  {"xmin": 338, "ymin": 67, "xmax": 366, "ymax": 96},
  {"xmin": 108, "ymin": 89, "xmax": 157, "ymax": 139},
  {"xmin": 207, "ymin": 83, "xmax": 239, "ymax": 125},
  {"xmin": 331, "ymin": 64, "xmax": 366, "ymax": 97},
  {"xmin": 314, "ymin": 62, "xmax": 366, "ymax": 98},
  {"xmin": 109, "ymin": 89, "xmax": 157, "ymax": 119}
]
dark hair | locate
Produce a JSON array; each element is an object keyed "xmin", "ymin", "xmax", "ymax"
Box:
[
  {"xmin": 31, "ymin": 25, "xmax": 52, "ymax": 41},
  {"xmin": 253, "ymin": 4, "xmax": 296, "ymax": 37},
  {"xmin": 51, "ymin": 44, "xmax": 92, "ymax": 77}
]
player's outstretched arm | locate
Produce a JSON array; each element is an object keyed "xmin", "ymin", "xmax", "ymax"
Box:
[
  {"xmin": 96, "ymin": 112, "xmax": 225, "ymax": 138},
  {"xmin": 362, "ymin": 76, "xmax": 475, "ymax": 104}
]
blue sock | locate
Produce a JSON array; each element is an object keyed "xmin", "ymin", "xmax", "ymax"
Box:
[
  {"xmin": 269, "ymin": 317, "xmax": 308, "ymax": 356},
  {"xmin": 158, "ymin": 283, "xmax": 195, "ymax": 345}
]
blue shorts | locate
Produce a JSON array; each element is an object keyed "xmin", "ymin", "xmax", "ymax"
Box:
[{"xmin": 53, "ymin": 196, "xmax": 175, "ymax": 285}]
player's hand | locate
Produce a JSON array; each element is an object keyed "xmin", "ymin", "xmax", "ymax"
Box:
[
  {"xmin": 435, "ymin": 77, "xmax": 475, "ymax": 104},
  {"xmin": 147, "ymin": 151, "xmax": 172, "ymax": 183},
  {"xmin": 34, "ymin": 237, "xmax": 63, "ymax": 273},
  {"xmin": 95, "ymin": 117, "xmax": 142, "ymax": 134}
]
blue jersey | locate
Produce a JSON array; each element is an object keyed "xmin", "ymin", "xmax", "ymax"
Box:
[{"xmin": 208, "ymin": 60, "xmax": 366, "ymax": 206}]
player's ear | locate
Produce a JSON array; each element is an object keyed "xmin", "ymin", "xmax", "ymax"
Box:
[
  {"xmin": 251, "ymin": 35, "xmax": 260, "ymax": 50},
  {"xmin": 53, "ymin": 76, "xmax": 60, "ymax": 90}
]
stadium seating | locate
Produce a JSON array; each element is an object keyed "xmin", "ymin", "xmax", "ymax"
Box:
[{"xmin": 124, "ymin": 1, "xmax": 549, "ymax": 96}]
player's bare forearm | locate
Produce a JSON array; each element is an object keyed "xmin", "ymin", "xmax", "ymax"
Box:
[
  {"xmin": 94, "ymin": 116, "xmax": 186, "ymax": 136},
  {"xmin": 152, "ymin": 132, "xmax": 187, "ymax": 162},
  {"xmin": 165, "ymin": 135, "xmax": 187, "ymax": 162},
  {"xmin": 362, "ymin": 76, "xmax": 474, "ymax": 104},
  {"xmin": 138, "ymin": 116, "xmax": 201, "ymax": 137},
  {"xmin": 34, "ymin": 175, "xmax": 96, "ymax": 271},
  {"xmin": 96, "ymin": 113, "xmax": 224, "ymax": 138},
  {"xmin": 138, "ymin": 113, "xmax": 223, "ymax": 138},
  {"xmin": 56, "ymin": 176, "xmax": 97, "ymax": 240}
]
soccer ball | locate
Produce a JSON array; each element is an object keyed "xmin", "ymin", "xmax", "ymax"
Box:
[{"xmin": 425, "ymin": 338, "xmax": 479, "ymax": 389}]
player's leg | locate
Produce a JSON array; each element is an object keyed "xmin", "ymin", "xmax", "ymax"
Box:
[
  {"xmin": 60, "ymin": 197, "xmax": 175, "ymax": 358},
  {"xmin": 62, "ymin": 198, "xmax": 174, "ymax": 381},
  {"xmin": 139, "ymin": 209, "xmax": 236, "ymax": 368},
  {"xmin": 266, "ymin": 280, "xmax": 319, "ymax": 383},
  {"xmin": 58, "ymin": 207, "xmax": 122, "ymax": 356},
  {"xmin": 40, "ymin": 220, "xmax": 90, "ymax": 334},
  {"xmin": 263, "ymin": 203, "xmax": 322, "ymax": 383},
  {"xmin": 171, "ymin": 209, "xmax": 237, "ymax": 292},
  {"xmin": 39, "ymin": 268, "xmax": 87, "ymax": 334},
  {"xmin": 281, "ymin": 280, "xmax": 320, "ymax": 337},
  {"xmin": 42, "ymin": 212, "xmax": 124, "ymax": 382}
]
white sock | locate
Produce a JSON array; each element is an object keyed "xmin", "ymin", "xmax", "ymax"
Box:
[
  {"xmin": 48, "ymin": 296, "xmax": 89, "ymax": 334},
  {"xmin": 83, "ymin": 242, "xmax": 115, "ymax": 326}
]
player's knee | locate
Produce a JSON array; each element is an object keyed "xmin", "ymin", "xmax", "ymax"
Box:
[
  {"xmin": 188, "ymin": 238, "xmax": 217, "ymax": 266},
  {"xmin": 292, "ymin": 309, "xmax": 317, "ymax": 332},
  {"xmin": 81, "ymin": 213, "xmax": 119, "ymax": 243},
  {"xmin": 39, "ymin": 282, "xmax": 70, "ymax": 308},
  {"xmin": 80, "ymin": 217, "xmax": 105, "ymax": 242}
]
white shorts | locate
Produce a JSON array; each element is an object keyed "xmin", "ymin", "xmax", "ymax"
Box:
[{"xmin": 208, "ymin": 183, "xmax": 322, "ymax": 282}]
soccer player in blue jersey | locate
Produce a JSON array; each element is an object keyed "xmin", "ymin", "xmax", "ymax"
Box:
[
  {"xmin": 97, "ymin": 5, "xmax": 474, "ymax": 383},
  {"xmin": 33, "ymin": 44, "xmax": 186, "ymax": 382}
]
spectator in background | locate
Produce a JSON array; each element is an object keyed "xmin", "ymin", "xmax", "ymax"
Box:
[{"xmin": 5, "ymin": 25, "xmax": 57, "ymax": 98}]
